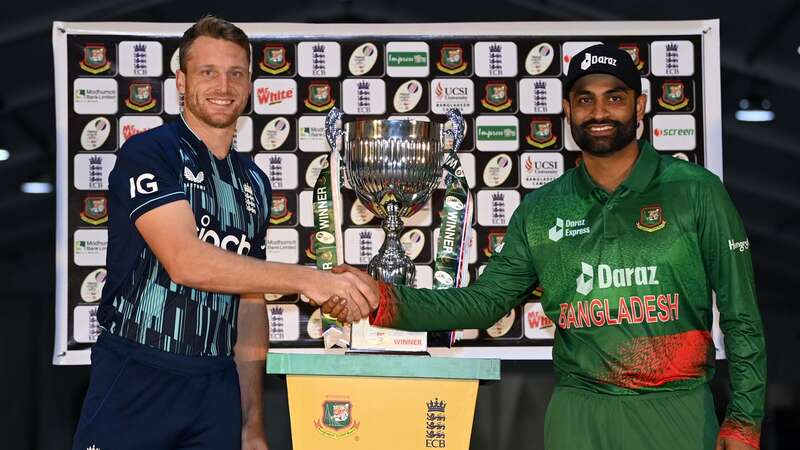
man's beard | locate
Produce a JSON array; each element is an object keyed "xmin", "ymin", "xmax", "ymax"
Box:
[
  {"xmin": 570, "ymin": 111, "xmax": 637, "ymax": 156},
  {"xmin": 184, "ymin": 89, "xmax": 244, "ymax": 129}
]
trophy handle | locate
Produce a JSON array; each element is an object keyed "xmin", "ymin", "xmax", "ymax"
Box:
[
  {"xmin": 444, "ymin": 108, "xmax": 466, "ymax": 153},
  {"xmin": 324, "ymin": 107, "xmax": 345, "ymax": 153}
]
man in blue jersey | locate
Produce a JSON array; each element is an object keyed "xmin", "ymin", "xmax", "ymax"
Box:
[{"xmin": 72, "ymin": 16, "xmax": 375, "ymax": 450}]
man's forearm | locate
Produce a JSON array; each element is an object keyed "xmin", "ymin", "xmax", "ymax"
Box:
[{"xmin": 169, "ymin": 238, "xmax": 318, "ymax": 295}]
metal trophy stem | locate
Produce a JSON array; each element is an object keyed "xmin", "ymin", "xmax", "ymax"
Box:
[{"xmin": 325, "ymin": 108, "xmax": 465, "ymax": 286}]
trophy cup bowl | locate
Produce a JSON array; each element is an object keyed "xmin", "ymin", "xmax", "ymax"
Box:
[{"xmin": 326, "ymin": 108, "xmax": 464, "ymax": 286}]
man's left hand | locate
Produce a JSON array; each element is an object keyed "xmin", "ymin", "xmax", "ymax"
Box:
[
  {"xmin": 716, "ymin": 436, "xmax": 757, "ymax": 450},
  {"xmin": 242, "ymin": 421, "xmax": 269, "ymax": 450}
]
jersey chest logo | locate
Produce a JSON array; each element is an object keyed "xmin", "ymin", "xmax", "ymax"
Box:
[
  {"xmin": 184, "ymin": 166, "xmax": 206, "ymax": 190},
  {"xmin": 636, "ymin": 204, "xmax": 667, "ymax": 232}
]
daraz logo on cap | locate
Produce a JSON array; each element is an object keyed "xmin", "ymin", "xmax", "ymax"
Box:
[{"xmin": 580, "ymin": 52, "xmax": 618, "ymax": 71}]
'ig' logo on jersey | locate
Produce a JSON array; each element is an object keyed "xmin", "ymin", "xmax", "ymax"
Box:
[{"xmin": 129, "ymin": 173, "xmax": 158, "ymax": 198}]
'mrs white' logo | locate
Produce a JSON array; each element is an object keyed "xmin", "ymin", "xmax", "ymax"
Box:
[{"xmin": 129, "ymin": 173, "xmax": 158, "ymax": 198}]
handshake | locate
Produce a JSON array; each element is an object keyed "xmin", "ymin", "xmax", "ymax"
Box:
[{"xmin": 303, "ymin": 264, "xmax": 381, "ymax": 324}]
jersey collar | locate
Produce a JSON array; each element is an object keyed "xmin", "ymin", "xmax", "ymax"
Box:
[
  {"xmin": 176, "ymin": 113, "xmax": 205, "ymax": 154},
  {"xmin": 574, "ymin": 139, "xmax": 659, "ymax": 196}
]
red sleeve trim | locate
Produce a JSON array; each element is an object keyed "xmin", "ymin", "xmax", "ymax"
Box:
[
  {"xmin": 369, "ymin": 282, "xmax": 398, "ymax": 327},
  {"xmin": 719, "ymin": 418, "xmax": 760, "ymax": 449}
]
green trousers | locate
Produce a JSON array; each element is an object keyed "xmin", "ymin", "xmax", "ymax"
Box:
[{"xmin": 544, "ymin": 384, "xmax": 719, "ymax": 450}]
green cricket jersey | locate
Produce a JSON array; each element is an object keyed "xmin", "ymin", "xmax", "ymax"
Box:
[{"xmin": 370, "ymin": 140, "xmax": 766, "ymax": 448}]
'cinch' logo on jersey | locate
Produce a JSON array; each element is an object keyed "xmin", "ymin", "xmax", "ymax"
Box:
[
  {"xmin": 197, "ymin": 214, "xmax": 251, "ymax": 255},
  {"xmin": 576, "ymin": 262, "xmax": 659, "ymax": 295},
  {"xmin": 548, "ymin": 217, "xmax": 591, "ymax": 242}
]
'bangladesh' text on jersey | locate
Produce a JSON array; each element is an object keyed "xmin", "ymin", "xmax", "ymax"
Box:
[{"xmin": 97, "ymin": 117, "xmax": 271, "ymax": 356}]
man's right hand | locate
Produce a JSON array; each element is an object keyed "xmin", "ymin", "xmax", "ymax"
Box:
[
  {"xmin": 317, "ymin": 265, "xmax": 380, "ymax": 323},
  {"xmin": 302, "ymin": 266, "xmax": 379, "ymax": 322}
]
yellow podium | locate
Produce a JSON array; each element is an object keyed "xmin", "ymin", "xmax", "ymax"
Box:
[{"xmin": 267, "ymin": 353, "xmax": 500, "ymax": 450}]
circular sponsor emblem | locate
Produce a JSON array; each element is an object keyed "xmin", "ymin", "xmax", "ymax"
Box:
[
  {"xmin": 400, "ymin": 229, "xmax": 425, "ymax": 260},
  {"xmin": 349, "ymin": 42, "xmax": 378, "ymax": 76},
  {"xmin": 80, "ymin": 268, "xmax": 107, "ymax": 302},
  {"xmin": 316, "ymin": 231, "xmax": 335, "ymax": 245},
  {"xmin": 483, "ymin": 153, "xmax": 513, "ymax": 187},
  {"xmin": 444, "ymin": 195, "xmax": 464, "ymax": 211},
  {"xmin": 170, "ymin": 48, "xmax": 180, "ymax": 75},
  {"xmin": 393, "ymin": 80, "xmax": 423, "ymax": 113},
  {"xmin": 264, "ymin": 293, "xmax": 283, "ymax": 302},
  {"xmin": 260, "ymin": 117, "xmax": 291, "ymax": 150},
  {"xmin": 307, "ymin": 309, "xmax": 323, "ymax": 339},
  {"xmin": 672, "ymin": 152, "xmax": 690, "ymax": 161},
  {"xmin": 80, "ymin": 117, "xmax": 111, "ymax": 150},
  {"xmin": 306, "ymin": 154, "xmax": 330, "ymax": 187},
  {"xmin": 486, "ymin": 309, "xmax": 515, "ymax": 338},
  {"xmin": 525, "ymin": 43, "xmax": 555, "ymax": 75},
  {"xmin": 350, "ymin": 198, "xmax": 375, "ymax": 225},
  {"xmin": 434, "ymin": 270, "xmax": 454, "ymax": 287}
]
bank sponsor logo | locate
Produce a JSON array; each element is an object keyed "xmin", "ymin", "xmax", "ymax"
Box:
[
  {"xmin": 265, "ymin": 228, "xmax": 299, "ymax": 263},
  {"xmin": 74, "ymin": 78, "xmax": 118, "ymax": 115},
  {"xmin": 74, "ymin": 229, "xmax": 108, "ymax": 266}
]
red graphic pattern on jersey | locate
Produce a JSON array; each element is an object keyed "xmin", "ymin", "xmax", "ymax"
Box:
[
  {"xmin": 371, "ymin": 282, "xmax": 399, "ymax": 327},
  {"xmin": 600, "ymin": 330, "xmax": 713, "ymax": 388},
  {"xmin": 719, "ymin": 418, "xmax": 761, "ymax": 449}
]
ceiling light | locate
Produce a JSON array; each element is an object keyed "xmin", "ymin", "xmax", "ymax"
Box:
[{"xmin": 21, "ymin": 181, "xmax": 54, "ymax": 194}]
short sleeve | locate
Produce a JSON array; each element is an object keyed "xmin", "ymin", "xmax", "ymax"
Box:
[{"xmin": 108, "ymin": 133, "xmax": 187, "ymax": 223}]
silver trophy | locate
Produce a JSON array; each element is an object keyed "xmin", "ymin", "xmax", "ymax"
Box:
[{"xmin": 325, "ymin": 108, "xmax": 465, "ymax": 286}]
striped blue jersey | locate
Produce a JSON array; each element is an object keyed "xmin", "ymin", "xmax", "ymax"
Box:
[{"xmin": 97, "ymin": 117, "xmax": 271, "ymax": 356}]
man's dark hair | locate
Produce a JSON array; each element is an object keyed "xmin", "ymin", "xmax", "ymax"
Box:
[{"xmin": 178, "ymin": 15, "xmax": 250, "ymax": 72}]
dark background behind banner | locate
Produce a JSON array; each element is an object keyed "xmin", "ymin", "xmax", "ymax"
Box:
[{"xmin": 1, "ymin": 1, "xmax": 798, "ymax": 449}]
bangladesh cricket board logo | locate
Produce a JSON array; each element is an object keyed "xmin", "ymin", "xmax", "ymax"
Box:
[
  {"xmin": 437, "ymin": 44, "xmax": 467, "ymax": 74},
  {"xmin": 314, "ymin": 400, "xmax": 359, "ymax": 439},
  {"xmin": 658, "ymin": 81, "xmax": 689, "ymax": 111},
  {"xmin": 481, "ymin": 82, "xmax": 512, "ymax": 111},
  {"xmin": 80, "ymin": 43, "xmax": 111, "ymax": 74},
  {"xmin": 125, "ymin": 82, "xmax": 156, "ymax": 112},
  {"xmin": 260, "ymin": 45, "xmax": 290, "ymax": 74},
  {"xmin": 636, "ymin": 204, "xmax": 666, "ymax": 232},
  {"xmin": 526, "ymin": 119, "xmax": 557, "ymax": 148},
  {"xmin": 305, "ymin": 82, "xmax": 335, "ymax": 112}
]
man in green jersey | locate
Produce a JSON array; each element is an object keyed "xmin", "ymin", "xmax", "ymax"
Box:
[{"xmin": 325, "ymin": 44, "xmax": 766, "ymax": 450}]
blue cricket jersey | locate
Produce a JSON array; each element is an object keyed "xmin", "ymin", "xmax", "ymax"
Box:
[{"xmin": 97, "ymin": 116, "xmax": 272, "ymax": 356}]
